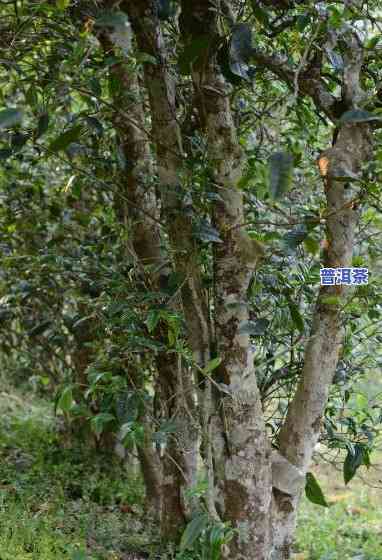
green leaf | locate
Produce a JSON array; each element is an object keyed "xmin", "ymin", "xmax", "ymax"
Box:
[
  {"xmin": 146, "ymin": 309, "xmax": 160, "ymax": 333},
  {"xmin": 85, "ymin": 116, "xmax": 103, "ymax": 137},
  {"xmin": 296, "ymin": 14, "xmax": 311, "ymax": 32},
  {"xmin": 95, "ymin": 11, "xmax": 129, "ymax": 29},
  {"xmin": 365, "ymin": 34, "xmax": 381, "ymax": 50},
  {"xmin": 0, "ymin": 108, "xmax": 23, "ymax": 129},
  {"xmin": 129, "ymin": 335, "xmax": 165, "ymax": 352},
  {"xmin": 88, "ymin": 371, "xmax": 112, "ymax": 386},
  {"xmin": 135, "ymin": 52, "xmax": 158, "ymax": 65},
  {"xmin": 344, "ymin": 443, "xmax": 367, "ymax": 485},
  {"xmin": 90, "ymin": 413, "xmax": 115, "ymax": 436},
  {"xmin": 57, "ymin": 386, "xmax": 74, "ymax": 413},
  {"xmin": 158, "ymin": 0, "xmax": 175, "ymax": 21},
  {"xmin": 283, "ymin": 225, "xmax": 308, "ymax": 250},
  {"xmin": 119, "ymin": 422, "xmax": 133, "ymax": 442},
  {"xmin": 321, "ymin": 296, "xmax": 341, "ymax": 306},
  {"xmin": 180, "ymin": 512, "xmax": 209, "ymax": 550},
  {"xmin": 303, "ymin": 237, "xmax": 320, "ymax": 255},
  {"xmin": 251, "ymin": 4, "xmax": 269, "ymax": 25},
  {"xmin": 25, "ymin": 86, "xmax": 38, "ymax": 107},
  {"xmin": 48, "ymin": 125, "xmax": 82, "ymax": 152},
  {"xmin": 36, "ymin": 113, "xmax": 50, "ymax": 139},
  {"xmin": 305, "ymin": 472, "xmax": 329, "ymax": 507},
  {"xmin": 193, "ymin": 222, "xmax": 223, "ymax": 244},
  {"xmin": 70, "ymin": 549, "xmax": 87, "ymax": 560},
  {"xmin": 268, "ymin": 151, "xmax": 293, "ymax": 199},
  {"xmin": 287, "ymin": 301, "xmax": 304, "ymax": 334},
  {"xmin": 238, "ymin": 318, "xmax": 269, "ymax": 336},
  {"xmin": 0, "ymin": 148, "xmax": 13, "ymax": 160},
  {"xmin": 178, "ymin": 36, "xmax": 210, "ymax": 75},
  {"xmin": 56, "ymin": 0, "xmax": 70, "ymax": 10},
  {"xmin": 229, "ymin": 23, "xmax": 253, "ymax": 81},
  {"xmin": 202, "ymin": 357, "xmax": 222, "ymax": 375},
  {"xmin": 339, "ymin": 110, "xmax": 382, "ymax": 124},
  {"xmin": 89, "ymin": 77, "xmax": 102, "ymax": 96},
  {"xmin": 209, "ymin": 523, "xmax": 225, "ymax": 548},
  {"xmin": 28, "ymin": 320, "xmax": 51, "ymax": 337}
]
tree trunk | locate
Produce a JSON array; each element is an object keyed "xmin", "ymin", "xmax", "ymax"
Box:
[
  {"xmin": 179, "ymin": 2, "xmax": 273, "ymax": 557},
  {"xmin": 270, "ymin": 119, "xmax": 373, "ymax": 558},
  {"xmin": 270, "ymin": 28, "xmax": 374, "ymax": 558},
  {"xmin": 98, "ymin": 32, "xmax": 165, "ymax": 517},
  {"xmin": 124, "ymin": 0, "xmax": 216, "ymax": 538}
]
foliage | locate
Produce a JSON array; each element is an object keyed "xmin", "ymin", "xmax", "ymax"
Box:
[{"xmin": 1, "ymin": 0, "xmax": 382, "ymax": 556}]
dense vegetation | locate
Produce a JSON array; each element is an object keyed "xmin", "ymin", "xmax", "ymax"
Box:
[{"xmin": 0, "ymin": 1, "xmax": 382, "ymax": 559}]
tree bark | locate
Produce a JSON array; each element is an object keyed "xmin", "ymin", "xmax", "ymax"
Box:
[
  {"xmin": 122, "ymin": 0, "xmax": 214, "ymax": 538},
  {"xmin": 97, "ymin": 31, "xmax": 164, "ymax": 516},
  {"xmin": 180, "ymin": 2, "xmax": 272, "ymax": 558},
  {"xmin": 270, "ymin": 31, "xmax": 373, "ymax": 558}
]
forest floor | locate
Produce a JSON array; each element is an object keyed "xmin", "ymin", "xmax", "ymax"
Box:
[{"xmin": 0, "ymin": 388, "xmax": 381, "ymax": 560}]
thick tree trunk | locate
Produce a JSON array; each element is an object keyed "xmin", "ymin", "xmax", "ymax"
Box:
[
  {"xmin": 271, "ymin": 120, "xmax": 373, "ymax": 559},
  {"xmin": 179, "ymin": 2, "xmax": 272, "ymax": 557},
  {"xmin": 120, "ymin": 1, "xmax": 213, "ymax": 537},
  {"xmin": 136, "ymin": 410, "xmax": 163, "ymax": 516},
  {"xmin": 95, "ymin": 31, "xmax": 167, "ymax": 516},
  {"xmin": 106, "ymin": 2, "xmax": 374, "ymax": 556},
  {"xmin": 204, "ymin": 68, "xmax": 272, "ymax": 560},
  {"xmin": 270, "ymin": 29, "xmax": 373, "ymax": 555}
]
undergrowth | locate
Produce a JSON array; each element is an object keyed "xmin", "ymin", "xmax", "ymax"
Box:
[{"xmin": 0, "ymin": 388, "xmax": 381, "ymax": 560}]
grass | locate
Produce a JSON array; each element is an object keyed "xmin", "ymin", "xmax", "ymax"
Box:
[
  {"xmin": 294, "ymin": 452, "xmax": 382, "ymax": 560},
  {"xmin": 0, "ymin": 389, "xmax": 152, "ymax": 560},
  {"xmin": 0, "ymin": 388, "xmax": 381, "ymax": 560}
]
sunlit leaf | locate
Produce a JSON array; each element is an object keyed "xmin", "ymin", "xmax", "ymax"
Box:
[
  {"xmin": 365, "ymin": 34, "xmax": 381, "ymax": 49},
  {"xmin": 303, "ymin": 237, "xmax": 320, "ymax": 255},
  {"xmin": 202, "ymin": 357, "xmax": 222, "ymax": 375},
  {"xmin": 57, "ymin": 386, "xmax": 74, "ymax": 413},
  {"xmin": 146, "ymin": 309, "xmax": 160, "ymax": 333},
  {"xmin": 56, "ymin": 0, "xmax": 70, "ymax": 10},
  {"xmin": 321, "ymin": 296, "xmax": 341, "ymax": 306}
]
